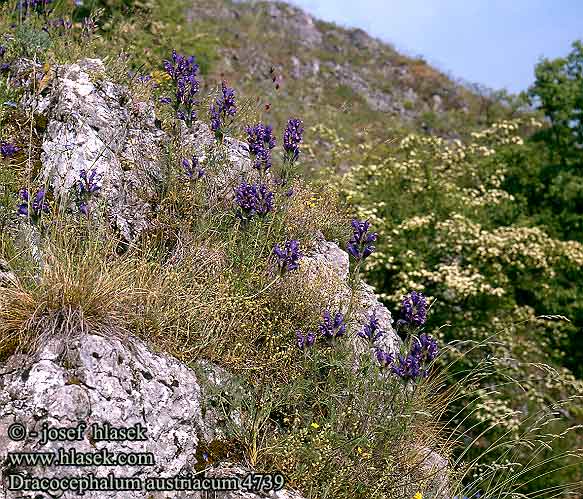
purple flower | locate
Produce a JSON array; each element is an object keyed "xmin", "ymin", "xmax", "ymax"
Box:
[
  {"xmin": 318, "ymin": 310, "xmax": 346, "ymax": 339},
  {"xmin": 78, "ymin": 169, "xmax": 101, "ymax": 194},
  {"xmin": 346, "ymin": 219, "xmax": 377, "ymax": 262},
  {"xmin": 1, "ymin": 142, "xmax": 19, "ymax": 158},
  {"xmin": 246, "ymin": 123, "xmax": 276, "ymax": 173},
  {"xmin": 17, "ymin": 188, "xmax": 49, "ymax": 219},
  {"xmin": 296, "ymin": 330, "xmax": 316, "ymax": 350},
  {"xmin": 400, "ymin": 291, "xmax": 428, "ymax": 327},
  {"xmin": 163, "ymin": 50, "xmax": 200, "ymax": 127},
  {"xmin": 0, "ymin": 46, "xmax": 6, "ymax": 58},
  {"xmin": 159, "ymin": 96, "xmax": 172, "ymax": 105},
  {"xmin": 234, "ymin": 182, "xmax": 274, "ymax": 221},
  {"xmin": 410, "ymin": 333, "xmax": 438, "ymax": 363},
  {"xmin": 76, "ymin": 169, "xmax": 101, "ymax": 215},
  {"xmin": 210, "ymin": 81, "xmax": 237, "ymax": 139},
  {"xmin": 46, "ymin": 17, "xmax": 73, "ymax": 34},
  {"xmin": 375, "ymin": 348, "xmax": 394, "ymax": 368},
  {"xmin": 182, "ymin": 157, "xmax": 205, "ymax": 180},
  {"xmin": 18, "ymin": 0, "xmax": 52, "ymax": 15},
  {"xmin": 283, "ymin": 118, "xmax": 304, "ymax": 162},
  {"xmin": 358, "ymin": 312, "xmax": 384, "ymax": 343},
  {"xmin": 273, "ymin": 240, "xmax": 302, "ymax": 273},
  {"xmin": 391, "ymin": 353, "xmax": 422, "ymax": 380}
]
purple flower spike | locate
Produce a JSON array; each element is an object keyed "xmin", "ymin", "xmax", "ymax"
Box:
[
  {"xmin": 210, "ymin": 81, "xmax": 237, "ymax": 139},
  {"xmin": 318, "ymin": 310, "xmax": 346, "ymax": 339},
  {"xmin": 400, "ymin": 291, "xmax": 428, "ymax": 327},
  {"xmin": 346, "ymin": 219, "xmax": 377, "ymax": 262},
  {"xmin": 17, "ymin": 188, "xmax": 49, "ymax": 220},
  {"xmin": 392, "ymin": 353, "xmax": 423, "ymax": 380},
  {"xmin": 182, "ymin": 156, "xmax": 205, "ymax": 180},
  {"xmin": 410, "ymin": 333, "xmax": 438, "ymax": 363},
  {"xmin": 358, "ymin": 312, "xmax": 384, "ymax": 343},
  {"xmin": 163, "ymin": 50, "xmax": 200, "ymax": 126},
  {"xmin": 375, "ymin": 348, "xmax": 394, "ymax": 369},
  {"xmin": 78, "ymin": 169, "xmax": 101, "ymax": 194},
  {"xmin": 273, "ymin": 240, "xmax": 302, "ymax": 273},
  {"xmin": 1, "ymin": 142, "xmax": 20, "ymax": 158},
  {"xmin": 283, "ymin": 118, "xmax": 304, "ymax": 162},
  {"xmin": 246, "ymin": 123, "xmax": 276, "ymax": 173},
  {"xmin": 76, "ymin": 169, "xmax": 101, "ymax": 215},
  {"xmin": 235, "ymin": 182, "xmax": 274, "ymax": 222},
  {"xmin": 296, "ymin": 330, "xmax": 316, "ymax": 350}
]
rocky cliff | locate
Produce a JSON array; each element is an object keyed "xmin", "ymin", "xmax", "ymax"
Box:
[{"xmin": 0, "ymin": 58, "xmax": 447, "ymax": 499}]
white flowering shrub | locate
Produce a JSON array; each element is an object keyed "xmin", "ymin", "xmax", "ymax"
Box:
[{"xmin": 324, "ymin": 118, "xmax": 583, "ymax": 492}]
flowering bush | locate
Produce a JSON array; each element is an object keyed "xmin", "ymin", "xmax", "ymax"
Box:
[{"xmin": 340, "ymin": 117, "xmax": 583, "ymax": 490}]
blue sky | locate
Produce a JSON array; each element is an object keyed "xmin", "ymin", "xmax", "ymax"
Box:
[{"xmin": 287, "ymin": 0, "xmax": 583, "ymax": 94}]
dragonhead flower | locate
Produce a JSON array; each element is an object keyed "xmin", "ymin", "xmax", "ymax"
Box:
[
  {"xmin": 346, "ymin": 219, "xmax": 377, "ymax": 262},
  {"xmin": 246, "ymin": 123, "xmax": 276, "ymax": 173},
  {"xmin": 234, "ymin": 182, "xmax": 274, "ymax": 222},
  {"xmin": 77, "ymin": 169, "xmax": 101, "ymax": 215},
  {"xmin": 78, "ymin": 169, "xmax": 101, "ymax": 194},
  {"xmin": 273, "ymin": 239, "xmax": 302, "ymax": 273},
  {"xmin": 391, "ymin": 353, "xmax": 422, "ymax": 380},
  {"xmin": 400, "ymin": 291, "xmax": 428, "ymax": 327},
  {"xmin": 358, "ymin": 312, "xmax": 384, "ymax": 343},
  {"xmin": 283, "ymin": 118, "xmax": 304, "ymax": 162},
  {"xmin": 163, "ymin": 50, "xmax": 200, "ymax": 126},
  {"xmin": 375, "ymin": 348, "xmax": 394, "ymax": 369},
  {"xmin": 17, "ymin": 188, "xmax": 50, "ymax": 220},
  {"xmin": 182, "ymin": 156, "xmax": 205, "ymax": 181},
  {"xmin": 410, "ymin": 333, "xmax": 438, "ymax": 364},
  {"xmin": 296, "ymin": 330, "xmax": 316, "ymax": 350},
  {"xmin": 1, "ymin": 142, "xmax": 19, "ymax": 158},
  {"xmin": 318, "ymin": 310, "xmax": 347, "ymax": 339},
  {"xmin": 210, "ymin": 81, "xmax": 237, "ymax": 140}
]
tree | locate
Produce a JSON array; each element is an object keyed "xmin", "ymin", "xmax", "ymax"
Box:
[
  {"xmin": 524, "ymin": 40, "xmax": 583, "ymax": 240},
  {"xmin": 529, "ymin": 40, "xmax": 583, "ymax": 162}
]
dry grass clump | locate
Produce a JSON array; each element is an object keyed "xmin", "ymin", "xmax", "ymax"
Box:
[{"xmin": 0, "ymin": 225, "xmax": 136, "ymax": 359}]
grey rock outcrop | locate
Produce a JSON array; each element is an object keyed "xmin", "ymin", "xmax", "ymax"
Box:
[
  {"xmin": 3, "ymin": 54, "xmax": 449, "ymax": 498},
  {"xmin": 37, "ymin": 58, "xmax": 164, "ymax": 242},
  {"xmin": 0, "ymin": 333, "xmax": 305, "ymax": 499},
  {"xmin": 301, "ymin": 238, "xmax": 400, "ymax": 367},
  {"xmin": 36, "ymin": 59, "xmax": 253, "ymax": 243}
]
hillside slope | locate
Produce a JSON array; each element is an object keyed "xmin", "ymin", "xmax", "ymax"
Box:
[{"xmin": 114, "ymin": 0, "xmax": 517, "ymax": 148}]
